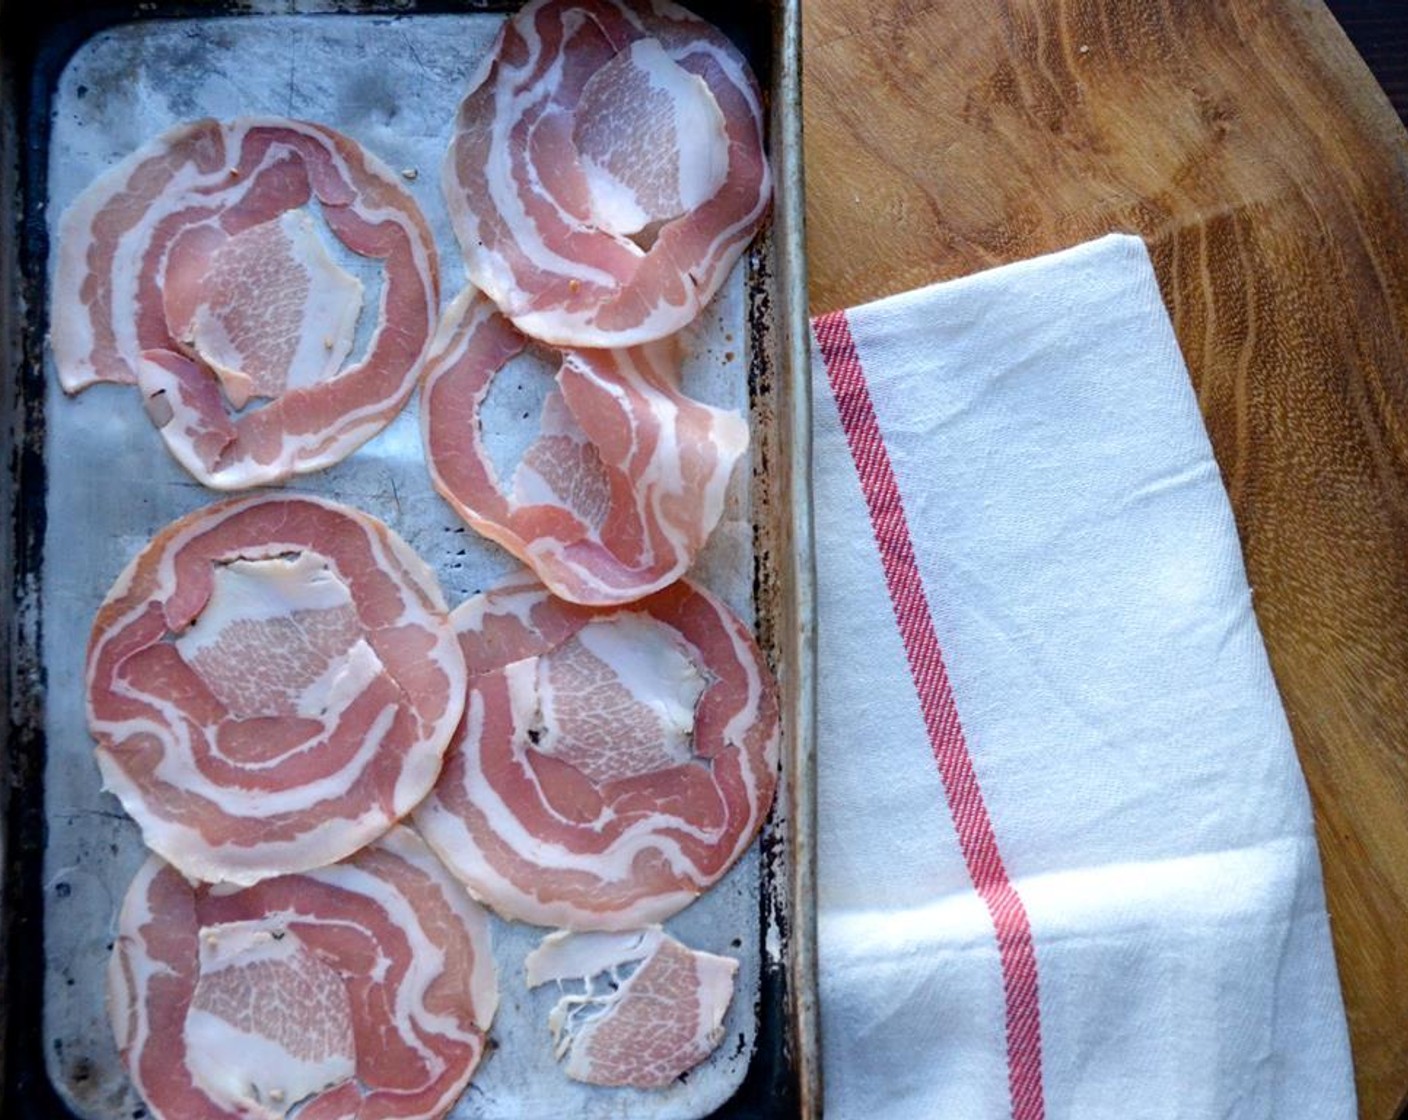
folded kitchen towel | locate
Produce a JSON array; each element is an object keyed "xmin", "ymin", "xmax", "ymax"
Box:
[{"xmin": 809, "ymin": 233, "xmax": 1356, "ymax": 1120}]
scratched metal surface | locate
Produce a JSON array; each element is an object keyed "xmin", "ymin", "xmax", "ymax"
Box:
[{"xmin": 40, "ymin": 14, "xmax": 769, "ymax": 1119}]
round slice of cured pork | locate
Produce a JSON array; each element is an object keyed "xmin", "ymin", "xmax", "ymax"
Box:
[
  {"xmin": 525, "ymin": 927, "xmax": 736, "ymax": 1089},
  {"xmin": 87, "ymin": 494, "xmax": 466, "ymax": 885},
  {"xmin": 413, "ymin": 573, "xmax": 779, "ymax": 930},
  {"xmin": 443, "ymin": 0, "xmax": 771, "ymax": 347},
  {"xmin": 50, "ymin": 117, "xmax": 439, "ymax": 489},
  {"xmin": 109, "ymin": 826, "xmax": 497, "ymax": 1120},
  {"xmin": 421, "ymin": 287, "xmax": 748, "ymax": 606}
]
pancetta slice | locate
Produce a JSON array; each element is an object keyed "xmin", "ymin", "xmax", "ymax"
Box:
[
  {"xmin": 421, "ymin": 287, "xmax": 748, "ymax": 606},
  {"xmin": 87, "ymin": 494, "xmax": 466, "ymax": 885},
  {"xmin": 166, "ymin": 210, "xmax": 364, "ymax": 410},
  {"xmin": 443, "ymin": 0, "xmax": 771, "ymax": 347},
  {"xmin": 109, "ymin": 826, "xmax": 497, "ymax": 1120},
  {"xmin": 50, "ymin": 116, "xmax": 439, "ymax": 488},
  {"xmin": 413, "ymin": 573, "xmax": 779, "ymax": 930},
  {"xmin": 525, "ymin": 927, "xmax": 736, "ymax": 1089}
]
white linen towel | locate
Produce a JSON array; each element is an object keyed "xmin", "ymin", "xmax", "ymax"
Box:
[{"xmin": 809, "ymin": 233, "xmax": 1356, "ymax": 1120}]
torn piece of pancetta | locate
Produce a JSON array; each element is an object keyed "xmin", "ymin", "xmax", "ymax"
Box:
[
  {"xmin": 420, "ymin": 287, "xmax": 748, "ymax": 606},
  {"xmin": 87, "ymin": 494, "xmax": 466, "ymax": 885},
  {"xmin": 50, "ymin": 116, "xmax": 439, "ymax": 489},
  {"xmin": 443, "ymin": 0, "xmax": 771, "ymax": 347},
  {"xmin": 413, "ymin": 573, "xmax": 780, "ymax": 930},
  {"xmin": 108, "ymin": 826, "xmax": 497, "ymax": 1120},
  {"xmin": 525, "ymin": 927, "xmax": 736, "ymax": 1089}
]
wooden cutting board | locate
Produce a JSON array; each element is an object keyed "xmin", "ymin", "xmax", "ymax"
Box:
[{"xmin": 803, "ymin": 2, "xmax": 1408, "ymax": 1116}]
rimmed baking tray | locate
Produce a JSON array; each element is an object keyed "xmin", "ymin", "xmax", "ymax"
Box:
[{"xmin": 0, "ymin": 2, "xmax": 818, "ymax": 1118}]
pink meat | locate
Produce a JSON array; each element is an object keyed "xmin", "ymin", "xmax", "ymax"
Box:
[
  {"xmin": 165, "ymin": 211, "xmax": 363, "ymax": 409},
  {"xmin": 50, "ymin": 117, "xmax": 439, "ymax": 489},
  {"xmin": 87, "ymin": 494, "xmax": 467, "ymax": 885},
  {"xmin": 442, "ymin": 0, "xmax": 771, "ymax": 347},
  {"xmin": 108, "ymin": 827, "xmax": 497, "ymax": 1120},
  {"xmin": 525, "ymin": 927, "xmax": 737, "ymax": 1088},
  {"xmin": 420, "ymin": 288, "xmax": 748, "ymax": 606},
  {"xmin": 413, "ymin": 573, "xmax": 780, "ymax": 930}
]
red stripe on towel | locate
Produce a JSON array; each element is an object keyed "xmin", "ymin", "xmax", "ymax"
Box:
[{"xmin": 814, "ymin": 308, "xmax": 1046, "ymax": 1120}]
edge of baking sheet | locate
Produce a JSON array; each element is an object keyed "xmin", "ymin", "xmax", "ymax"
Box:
[
  {"xmin": 769, "ymin": 1, "xmax": 822, "ymax": 1116},
  {"xmin": 777, "ymin": 0, "xmax": 822, "ymax": 1110},
  {"xmin": 0, "ymin": 2, "xmax": 819, "ymax": 1117},
  {"xmin": 0, "ymin": 23, "xmax": 21, "ymax": 1113},
  {"xmin": 1, "ymin": 3, "xmax": 56, "ymax": 1113}
]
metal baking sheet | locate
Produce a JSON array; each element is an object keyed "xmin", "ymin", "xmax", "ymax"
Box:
[{"xmin": 0, "ymin": 3, "xmax": 817, "ymax": 1119}]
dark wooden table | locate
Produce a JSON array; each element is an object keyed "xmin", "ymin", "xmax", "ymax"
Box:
[{"xmin": 1327, "ymin": 2, "xmax": 1408, "ymax": 121}]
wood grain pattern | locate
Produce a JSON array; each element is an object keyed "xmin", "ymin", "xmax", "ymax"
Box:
[{"xmin": 802, "ymin": 2, "xmax": 1408, "ymax": 1116}]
